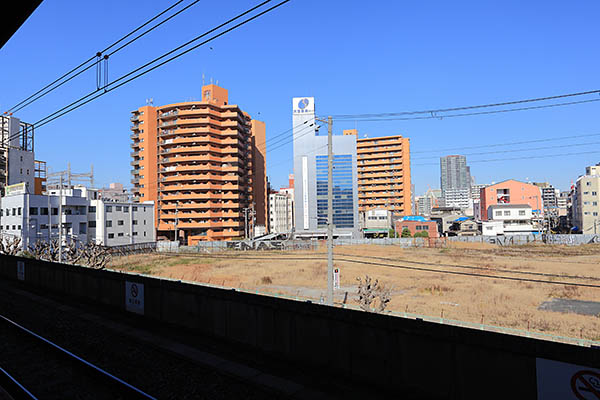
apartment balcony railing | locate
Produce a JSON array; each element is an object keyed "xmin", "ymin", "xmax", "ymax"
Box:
[
  {"xmin": 159, "ymin": 110, "xmax": 178, "ymax": 118},
  {"xmin": 130, "ymin": 159, "xmax": 140, "ymax": 166},
  {"xmin": 131, "ymin": 177, "xmax": 140, "ymax": 184},
  {"xmin": 130, "ymin": 115, "xmax": 139, "ymax": 122},
  {"xmin": 159, "ymin": 119, "xmax": 178, "ymax": 127},
  {"xmin": 130, "ymin": 151, "xmax": 140, "ymax": 157},
  {"xmin": 130, "ymin": 132, "xmax": 139, "ymax": 140}
]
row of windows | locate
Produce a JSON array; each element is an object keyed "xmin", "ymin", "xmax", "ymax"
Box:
[
  {"xmin": 107, "ymin": 231, "xmax": 147, "ymax": 239},
  {"xmin": 494, "ymin": 210, "xmax": 527, "ymax": 216},
  {"xmin": 105, "ymin": 205, "xmax": 146, "ymax": 212},
  {"xmin": 0, "ymin": 225, "xmax": 21, "ymax": 230},
  {"xmin": 105, "ymin": 220, "xmax": 147, "ymax": 227}
]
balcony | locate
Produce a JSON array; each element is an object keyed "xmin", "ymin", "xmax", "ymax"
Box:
[
  {"xmin": 159, "ymin": 119, "xmax": 178, "ymax": 127},
  {"xmin": 130, "ymin": 123, "xmax": 141, "ymax": 130},
  {"xmin": 131, "ymin": 169, "xmax": 140, "ymax": 175},
  {"xmin": 130, "ymin": 151, "xmax": 140, "ymax": 157},
  {"xmin": 131, "ymin": 177, "xmax": 140, "ymax": 184},
  {"xmin": 159, "ymin": 110, "xmax": 179, "ymax": 119},
  {"xmin": 131, "ymin": 159, "xmax": 140, "ymax": 166},
  {"xmin": 130, "ymin": 132, "xmax": 139, "ymax": 140},
  {"xmin": 130, "ymin": 114, "xmax": 139, "ymax": 122}
]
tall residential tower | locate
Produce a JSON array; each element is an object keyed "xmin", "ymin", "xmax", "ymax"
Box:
[
  {"xmin": 130, "ymin": 84, "xmax": 267, "ymax": 244},
  {"xmin": 440, "ymin": 155, "xmax": 471, "ymax": 209}
]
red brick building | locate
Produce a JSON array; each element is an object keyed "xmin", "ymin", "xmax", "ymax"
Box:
[{"xmin": 394, "ymin": 218, "xmax": 439, "ymax": 238}]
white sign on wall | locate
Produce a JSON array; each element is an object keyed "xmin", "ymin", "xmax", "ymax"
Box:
[
  {"xmin": 125, "ymin": 281, "xmax": 144, "ymax": 315},
  {"xmin": 17, "ymin": 261, "xmax": 24, "ymax": 281},
  {"xmin": 292, "ymin": 97, "xmax": 315, "ymax": 115},
  {"xmin": 302, "ymin": 156, "xmax": 309, "ymax": 230},
  {"xmin": 333, "ymin": 268, "xmax": 340, "ymax": 290},
  {"xmin": 536, "ymin": 358, "xmax": 600, "ymax": 399}
]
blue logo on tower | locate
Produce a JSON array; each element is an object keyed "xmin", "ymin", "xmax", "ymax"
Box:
[
  {"xmin": 298, "ymin": 98, "xmax": 309, "ymax": 109},
  {"xmin": 295, "ymin": 98, "xmax": 312, "ymax": 114}
]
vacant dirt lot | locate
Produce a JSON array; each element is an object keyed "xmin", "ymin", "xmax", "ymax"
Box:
[{"xmin": 109, "ymin": 242, "xmax": 600, "ymax": 342}]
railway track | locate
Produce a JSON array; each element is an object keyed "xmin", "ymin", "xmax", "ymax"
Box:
[{"xmin": 0, "ymin": 314, "xmax": 156, "ymax": 400}]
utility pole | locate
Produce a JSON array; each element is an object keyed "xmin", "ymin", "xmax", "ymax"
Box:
[
  {"xmin": 47, "ymin": 165, "xmax": 51, "ymax": 242},
  {"xmin": 326, "ymin": 116, "xmax": 334, "ymax": 306},
  {"xmin": 243, "ymin": 207, "xmax": 250, "ymax": 239},
  {"xmin": 174, "ymin": 202, "xmax": 179, "ymax": 243},
  {"xmin": 58, "ymin": 175, "xmax": 63, "ymax": 263}
]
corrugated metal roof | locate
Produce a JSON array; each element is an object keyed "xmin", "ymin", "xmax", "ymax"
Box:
[{"xmin": 400, "ymin": 216, "xmax": 427, "ymax": 222}]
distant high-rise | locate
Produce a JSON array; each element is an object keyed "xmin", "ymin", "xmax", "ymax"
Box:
[{"xmin": 440, "ymin": 155, "xmax": 471, "ymax": 209}]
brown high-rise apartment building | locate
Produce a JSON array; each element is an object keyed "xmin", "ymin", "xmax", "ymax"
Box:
[
  {"xmin": 350, "ymin": 130, "xmax": 411, "ymax": 216},
  {"xmin": 130, "ymin": 84, "xmax": 267, "ymax": 244}
]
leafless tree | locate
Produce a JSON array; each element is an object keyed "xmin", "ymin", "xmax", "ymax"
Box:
[
  {"xmin": 80, "ymin": 242, "xmax": 111, "ymax": 269},
  {"xmin": 0, "ymin": 236, "xmax": 22, "ymax": 256},
  {"xmin": 356, "ymin": 275, "xmax": 392, "ymax": 313}
]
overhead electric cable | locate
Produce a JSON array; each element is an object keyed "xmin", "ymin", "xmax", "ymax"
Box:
[
  {"xmin": 330, "ymin": 89, "xmax": 600, "ymax": 119},
  {"xmin": 411, "ymin": 140, "xmax": 600, "ymax": 160},
  {"xmin": 8, "ymin": 0, "xmax": 289, "ymax": 142},
  {"xmin": 7, "ymin": 0, "xmax": 196, "ymax": 114},
  {"xmin": 413, "ymin": 149, "xmax": 600, "ymax": 166},
  {"xmin": 331, "ymin": 98, "xmax": 600, "ymax": 122},
  {"xmin": 411, "ymin": 132, "xmax": 600, "ymax": 154}
]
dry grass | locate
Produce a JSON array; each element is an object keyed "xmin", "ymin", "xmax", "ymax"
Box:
[{"xmin": 108, "ymin": 243, "xmax": 600, "ymax": 341}]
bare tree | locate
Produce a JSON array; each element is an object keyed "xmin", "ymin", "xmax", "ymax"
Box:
[
  {"xmin": 0, "ymin": 236, "xmax": 22, "ymax": 256},
  {"xmin": 356, "ymin": 275, "xmax": 392, "ymax": 313},
  {"xmin": 80, "ymin": 242, "xmax": 111, "ymax": 269}
]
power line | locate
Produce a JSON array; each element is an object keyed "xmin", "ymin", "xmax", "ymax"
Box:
[
  {"xmin": 7, "ymin": 0, "xmax": 197, "ymax": 114},
  {"xmin": 411, "ymin": 140, "xmax": 600, "ymax": 160},
  {"xmin": 413, "ymin": 149, "xmax": 600, "ymax": 166},
  {"xmin": 332, "ymin": 98, "xmax": 600, "ymax": 122},
  {"xmin": 330, "ymin": 89, "xmax": 600, "ymax": 119},
  {"xmin": 412, "ymin": 132, "xmax": 600, "ymax": 154},
  {"xmin": 8, "ymin": 0, "xmax": 289, "ymax": 143}
]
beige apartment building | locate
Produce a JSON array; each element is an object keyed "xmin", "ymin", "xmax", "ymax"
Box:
[
  {"xmin": 572, "ymin": 163, "xmax": 600, "ymax": 234},
  {"xmin": 349, "ymin": 130, "xmax": 411, "ymax": 216},
  {"xmin": 130, "ymin": 84, "xmax": 267, "ymax": 244}
]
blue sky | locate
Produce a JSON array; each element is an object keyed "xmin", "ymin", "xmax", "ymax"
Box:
[{"xmin": 1, "ymin": 0, "xmax": 598, "ymax": 194}]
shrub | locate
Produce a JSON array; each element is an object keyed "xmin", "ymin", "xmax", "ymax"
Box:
[
  {"xmin": 414, "ymin": 231, "xmax": 429, "ymax": 238},
  {"xmin": 261, "ymin": 276, "xmax": 273, "ymax": 284},
  {"xmin": 401, "ymin": 228, "xmax": 412, "ymax": 238}
]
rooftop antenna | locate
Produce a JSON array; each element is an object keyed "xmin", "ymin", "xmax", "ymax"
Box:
[
  {"xmin": 216, "ymin": 79, "xmax": 219, "ymax": 86},
  {"xmin": 210, "ymin": 77, "xmax": 213, "ymax": 84},
  {"xmin": 202, "ymin": 73, "xmax": 205, "ymax": 86}
]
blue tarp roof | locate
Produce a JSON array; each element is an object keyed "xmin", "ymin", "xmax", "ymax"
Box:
[
  {"xmin": 400, "ymin": 216, "xmax": 427, "ymax": 222},
  {"xmin": 453, "ymin": 217, "xmax": 470, "ymax": 222}
]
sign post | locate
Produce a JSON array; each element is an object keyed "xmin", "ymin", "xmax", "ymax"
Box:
[
  {"xmin": 537, "ymin": 358, "xmax": 600, "ymax": 399},
  {"xmin": 125, "ymin": 281, "xmax": 144, "ymax": 315},
  {"xmin": 333, "ymin": 267, "xmax": 340, "ymax": 290}
]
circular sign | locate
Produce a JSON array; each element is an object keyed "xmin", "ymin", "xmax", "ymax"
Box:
[
  {"xmin": 571, "ymin": 370, "xmax": 600, "ymax": 400},
  {"xmin": 131, "ymin": 283, "xmax": 139, "ymax": 298},
  {"xmin": 298, "ymin": 98, "xmax": 309, "ymax": 109}
]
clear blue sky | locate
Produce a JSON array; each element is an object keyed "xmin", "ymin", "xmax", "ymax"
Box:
[{"xmin": 1, "ymin": 0, "xmax": 598, "ymax": 194}]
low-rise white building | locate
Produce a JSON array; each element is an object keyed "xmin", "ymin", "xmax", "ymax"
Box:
[
  {"xmin": 360, "ymin": 208, "xmax": 393, "ymax": 237},
  {"xmin": 482, "ymin": 204, "xmax": 536, "ymax": 236},
  {"xmin": 0, "ymin": 185, "xmax": 155, "ymax": 247}
]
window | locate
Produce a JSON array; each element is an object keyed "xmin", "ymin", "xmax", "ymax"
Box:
[
  {"xmin": 495, "ymin": 211, "xmax": 502, "ymax": 216},
  {"xmin": 132, "ymin": 206, "xmax": 138, "ymax": 211},
  {"xmin": 17, "ymin": 225, "xmax": 21, "ymax": 230},
  {"xmin": 52, "ymin": 208, "xmax": 58, "ymax": 215},
  {"xmin": 106, "ymin": 206, "xmax": 112, "ymax": 212},
  {"xmin": 486, "ymin": 226, "xmax": 493, "ymax": 230},
  {"xmin": 12, "ymin": 208, "xmax": 16, "ymax": 215},
  {"xmin": 593, "ymin": 192, "xmax": 598, "ymax": 196},
  {"xmin": 116, "ymin": 206, "xmax": 122, "ymax": 211},
  {"xmin": 144, "ymin": 232, "xmax": 147, "ymax": 237},
  {"xmin": 118, "ymin": 220, "xmax": 124, "ymax": 226},
  {"xmin": 18, "ymin": 208, "xmax": 21, "ymax": 216},
  {"xmin": 118, "ymin": 232, "xmax": 124, "ymax": 237},
  {"xmin": 143, "ymin": 220, "xmax": 146, "ymax": 225},
  {"xmin": 108, "ymin": 233, "xmax": 114, "ymax": 239},
  {"xmin": 132, "ymin": 220, "xmax": 138, "ymax": 225},
  {"xmin": 79, "ymin": 222, "xmax": 87, "ymax": 234},
  {"xmin": 106, "ymin": 220, "xmax": 112, "ymax": 227},
  {"xmin": 518, "ymin": 210, "xmax": 526, "ymax": 216},
  {"xmin": 503, "ymin": 211, "xmax": 511, "ymax": 216},
  {"xmin": 89, "ymin": 206, "xmax": 96, "ymax": 213},
  {"xmin": 132, "ymin": 232, "xmax": 138, "ymax": 236},
  {"xmin": 41, "ymin": 207, "xmax": 48, "ymax": 215},
  {"xmin": 30, "ymin": 207, "xmax": 38, "ymax": 215},
  {"xmin": 89, "ymin": 221, "xmax": 96, "ymax": 228}
]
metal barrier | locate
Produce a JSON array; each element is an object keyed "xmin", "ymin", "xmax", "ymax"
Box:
[{"xmin": 106, "ymin": 242, "xmax": 157, "ymax": 256}]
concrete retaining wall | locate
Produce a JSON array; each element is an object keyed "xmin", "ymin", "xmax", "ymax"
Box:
[{"xmin": 1, "ymin": 255, "xmax": 598, "ymax": 399}]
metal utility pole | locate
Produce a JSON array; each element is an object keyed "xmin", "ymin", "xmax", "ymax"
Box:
[
  {"xmin": 174, "ymin": 202, "xmax": 179, "ymax": 243},
  {"xmin": 58, "ymin": 176, "xmax": 63, "ymax": 263},
  {"xmin": 47, "ymin": 165, "xmax": 51, "ymax": 242},
  {"xmin": 326, "ymin": 116, "xmax": 334, "ymax": 306}
]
